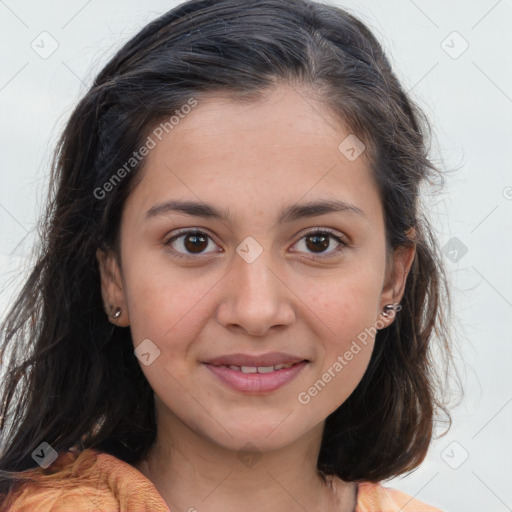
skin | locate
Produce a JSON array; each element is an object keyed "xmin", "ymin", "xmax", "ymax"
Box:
[{"xmin": 97, "ymin": 84, "xmax": 415, "ymax": 512}]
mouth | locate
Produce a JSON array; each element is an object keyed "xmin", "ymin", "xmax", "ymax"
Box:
[
  {"xmin": 203, "ymin": 351, "xmax": 309, "ymax": 368},
  {"xmin": 203, "ymin": 359, "xmax": 309, "ymax": 393},
  {"xmin": 208, "ymin": 361, "xmax": 305, "ymax": 374}
]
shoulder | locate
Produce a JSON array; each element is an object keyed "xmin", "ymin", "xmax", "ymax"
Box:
[
  {"xmin": 1, "ymin": 448, "xmax": 169, "ymax": 512},
  {"xmin": 356, "ymin": 481, "xmax": 443, "ymax": 512}
]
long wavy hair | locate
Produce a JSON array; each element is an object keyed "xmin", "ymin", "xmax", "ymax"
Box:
[{"xmin": 0, "ymin": 0, "xmax": 460, "ymax": 500}]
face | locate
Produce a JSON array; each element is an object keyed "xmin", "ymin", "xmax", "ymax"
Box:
[{"xmin": 97, "ymin": 84, "xmax": 414, "ymax": 453}]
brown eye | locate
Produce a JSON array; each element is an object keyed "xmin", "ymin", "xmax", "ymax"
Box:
[
  {"xmin": 164, "ymin": 230, "xmax": 218, "ymax": 258},
  {"xmin": 305, "ymin": 233, "xmax": 330, "ymax": 253},
  {"xmin": 293, "ymin": 229, "xmax": 347, "ymax": 259},
  {"xmin": 183, "ymin": 233, "xmax": 209, "ymax": 253}
]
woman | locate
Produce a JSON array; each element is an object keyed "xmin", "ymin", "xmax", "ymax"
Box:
[{"xmin": 0, "ymin": 0, "xmax": 457, "ymax": 510}]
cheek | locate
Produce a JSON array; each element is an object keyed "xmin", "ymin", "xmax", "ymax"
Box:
[
  {"xmin": 301, "ymin": 305, "xmax": 377, "ymax": 417},
  {"xmin": 306, "ymin": 265, "xmax": 383, "ymax": 392},
  {"xmin": 121, "ymin": 261, "xmax": 212, "ymax": 399},
  {"xmin": 120, "ymin": 244, "xmax": 213, "ymax": 351},
  {"xmin": 310, "ymin": 263, "xmax": 383, "ymax": 337}
]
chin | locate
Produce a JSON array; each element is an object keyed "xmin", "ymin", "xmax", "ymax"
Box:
[
  {"xmin": 216, "ymin": 432, "xmax": 296, "ymax": 455},
  {"xmin": 202, "ymin": 417, "xmax": 311, "ymax": 454}
]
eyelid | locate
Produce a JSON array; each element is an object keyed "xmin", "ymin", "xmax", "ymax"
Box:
[
  {"xmin": 163, "ymin": 228, "xmax": 222, "ymax": 258},
  {"xmin": 163, "ymin": 227, "xmax": 349, "ymax": 259},
  {"xmin": 290, "ymin": 227, "xmax": 348, "ymax": 258},
  {"xmin": 295, "ymin": 226, "xmax": 347, "ymax": 242}
]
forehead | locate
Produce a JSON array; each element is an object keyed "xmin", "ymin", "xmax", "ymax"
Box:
[
  {"xmin": 123, "ymin": 84, "xmax": 382, "ymax": 228},
  {"xmin": 158, "ymin": 85, "xmax": 354, "ymax": 156}
]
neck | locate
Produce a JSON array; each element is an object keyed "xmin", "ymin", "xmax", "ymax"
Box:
[{"xmin": 133, "ymin": 407, "xmax": 357, "ymax": 512}]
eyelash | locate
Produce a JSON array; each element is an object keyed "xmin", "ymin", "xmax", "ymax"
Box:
[{"xmin": 163, "ymin": 228, "xmax": 348, "ymax": 260}]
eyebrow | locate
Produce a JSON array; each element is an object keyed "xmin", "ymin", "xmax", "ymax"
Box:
[{"xmin": 145, "ymin": 198, "xmax": 365, "ymax": 225}]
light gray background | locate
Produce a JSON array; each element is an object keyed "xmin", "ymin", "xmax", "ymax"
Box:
[{"xmin": 1, "ymin": 1, "xmax": 511, "ymax": 511}]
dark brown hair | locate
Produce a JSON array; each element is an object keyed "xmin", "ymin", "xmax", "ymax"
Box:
[{"xmin": 0, "ymin": 0, "xmax": 460, "ymax": 500}]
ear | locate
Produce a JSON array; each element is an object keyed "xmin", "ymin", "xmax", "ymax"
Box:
[
  {"xmin": 96, "ymin": 247, "xmax": 130, "ymax": 327},
  {"xmin": 377, "ymin": 228, "xmax": 416, "ymax": 328}
]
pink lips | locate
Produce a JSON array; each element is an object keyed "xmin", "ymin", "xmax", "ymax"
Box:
[
  {"xmin": 205, "ymin": 353, "xmax": 308, "ymax": 393},
  {"xmin": 203, "ymin": 351, "xmax": 307, "ymax": 368}
]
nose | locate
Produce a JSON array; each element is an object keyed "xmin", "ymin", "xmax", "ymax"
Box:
[{"xmin": 215, "ymin": 247, "xmax": 296, "ymax": 337}]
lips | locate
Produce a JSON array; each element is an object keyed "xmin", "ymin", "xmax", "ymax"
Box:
[
  {"xmin": 204, "ymin": 360, "xmax": 309, "ymax": 393},
  {"xmin": 203, "ymin": 351, "xmax": 308, "ymax": 368},
  {"xmin": 219, "ymin": 362, "xmax": 299, "ymax": 374},
  {"xmin": 202, "ymin": 352, "xmax": 310, "ymax": 393}
]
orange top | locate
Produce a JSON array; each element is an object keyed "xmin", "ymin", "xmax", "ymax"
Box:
[{"xmin": 1, "ymin": 448, "xmax": 443, "ymax": 512}]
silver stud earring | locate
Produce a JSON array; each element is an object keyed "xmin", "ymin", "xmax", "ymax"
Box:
[
  {"xmin": 382, "ymin": 303, "xmax": 401, "ymax": 317},
  {"xmin": 111, "ymin": 306, "xmax": 122, "ymax": 319}
]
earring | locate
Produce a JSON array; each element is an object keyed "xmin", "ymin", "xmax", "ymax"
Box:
[
  {"xmin": 382, "ymin": 303, "xmax": 401, "ymax": 317},
  {"xmin": 111, "ymin": 306, "xmax": 122, "ymax": 319}
]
